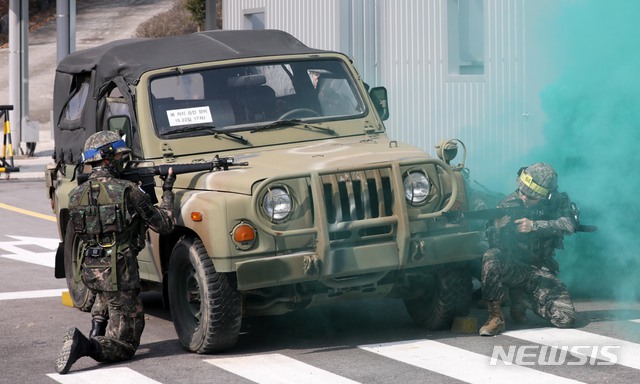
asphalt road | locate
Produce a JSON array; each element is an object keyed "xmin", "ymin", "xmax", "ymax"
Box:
[{"xmin": 2, "ymin": 180, "xmax": 640, "ymax": 384}]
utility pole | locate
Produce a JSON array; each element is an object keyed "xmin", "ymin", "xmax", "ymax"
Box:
[
  {"xmin": 205, "ymin": 0, "xmax": 217, "ymax": 30},
  {"xmin": 8, "ymin": 0, "xmax": 28, "ymax": 154},
  {"xmin": 7, "ymin": 0, "xmax": 63, "ymax": 156},
  {"xmin": 56, "ymin": 0, "xmax": 76, "ymax": 63}
]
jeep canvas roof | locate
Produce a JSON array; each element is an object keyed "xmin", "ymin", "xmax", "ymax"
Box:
[{"xmin": 55, "ymin": 29, "xmax": 326, "ymax": 86}]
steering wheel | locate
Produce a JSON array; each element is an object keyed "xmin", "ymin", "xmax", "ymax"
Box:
[{"xmin": 278, "ymin": 108, "xmax": 320, "ymax": 120}]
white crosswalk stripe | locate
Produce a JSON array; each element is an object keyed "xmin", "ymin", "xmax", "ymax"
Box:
[
  {"xmin": 359, "ymin": 339, "xmax": 584, "ymax": 384},
  {"xmin": 504, "ymin": 327, "xmax": 640, "ymax": 370},
  {"xmin": 47, "ymin": 367, "xmax": 163, "ymax": 384},
  {"xmin": 205, "ymin": 353, "xmax": 361, "ymax": 384}
]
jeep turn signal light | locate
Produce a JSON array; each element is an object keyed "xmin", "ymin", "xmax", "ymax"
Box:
[
  {"xmin": 234, "ymin": 223, "xmax": 256, "ymax": 242},
  {"xmin": 231, "ymin": 222, "xmax": 256, "ymax": 250},
  {"xmin": 191, "ymin": 212, "xmax": 203, "ymax": 222}
]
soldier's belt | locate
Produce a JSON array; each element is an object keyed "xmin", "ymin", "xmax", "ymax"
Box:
[{"xmin": 86, "ymin": 233, "xmax": 117, "ymax": 248}]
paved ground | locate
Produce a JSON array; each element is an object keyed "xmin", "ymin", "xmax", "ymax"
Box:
[{"xmin": 0, "ymin": 0, "xmax": 175, "ymax": 180}]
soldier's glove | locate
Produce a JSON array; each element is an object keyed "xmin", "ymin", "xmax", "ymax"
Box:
[{"xmin": 162, "ymin": 168, "xmax": 176, "ymax": 191}]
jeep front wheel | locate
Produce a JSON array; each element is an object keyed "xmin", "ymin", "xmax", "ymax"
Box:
[
  {"xmin": 403, "ymin": 266, "xmax": 472, "ymax": 330},
  {"xmin": 168, "ymin": 236, "xmax": 242, "ymax": 353},
  {"xmin": 63, "ymin": 221, "xmax": 95, "ymax": 312}
]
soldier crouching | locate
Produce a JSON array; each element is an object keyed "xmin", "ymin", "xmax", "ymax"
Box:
[
  {"xmin": 55, "ymin": 131, "xmax": 176, "ymax": 374},
  {"xmin": 479, "ymin": 162, "xmax": 577, "ymax": 336}
]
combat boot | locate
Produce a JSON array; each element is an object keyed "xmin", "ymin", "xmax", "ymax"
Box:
[
  {"xmin": 55, "ymin": 327, "xmax": 101, "ymax": 374},
  {"xmin": 89, "ymin": 318, "xmax": 107, "ymax": 338},
  {"xmin": 509, "ymin": 288, "xmax": 528, "ymax": 324},
  {"xmin": 479, "ymin": 300, "xmax": 506, "ymax": 336}
]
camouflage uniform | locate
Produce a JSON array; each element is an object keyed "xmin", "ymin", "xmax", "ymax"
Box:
[
  {"xmin": 481, "ymin": 191, "xmax": 577, "ymax": 326},
  {"xmin": 70, "ymin": 166, "xmax": 174, "ymax": 360},
  {"xmin": 480, "ymin": 162, "xmax": 577, "ymax": 335},
  {"xmin": 56, "ymin": 131, "xmax": 175, "ymax": 374}
]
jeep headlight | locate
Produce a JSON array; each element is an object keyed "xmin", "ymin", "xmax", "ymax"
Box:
[
  {"xmin": 261, "ymin": 186, "xmax": 293, "ymax": 222},
  {"xmin": 404, "ymin": 170, "xmax": 431, "ymax": 205}
]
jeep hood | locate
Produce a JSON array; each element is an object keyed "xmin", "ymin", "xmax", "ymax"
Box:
[{"xmin": 191, "ymin": 137, "xmax": 431, "ymax": 195}]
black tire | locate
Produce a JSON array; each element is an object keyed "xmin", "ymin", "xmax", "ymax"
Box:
[
  {"xmin": 168, "ymin": 236, "xmax": 242, "ymax": 353},
  {"xmin": 63, "ymin": 221, "xmax": 95, "ymax": 312},
  {"xmin": 403, "ymin": 266, "xmax": 472, "ymax": 330}
]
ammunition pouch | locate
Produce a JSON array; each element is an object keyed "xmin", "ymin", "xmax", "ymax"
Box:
[
  {"xmin": 69, "ymin": 180, "xmax": 128, "ymax": 236},
  {"xmin": 80, "ymin": 244, "xmax": 119, "ymax": 291},
  {"xmin": 70, "ymin": 203, "xmax": 127, "ymax": 236},
  {"xmin": 83, "ymin": 246, "xmax": 111, "ymax": 268}
]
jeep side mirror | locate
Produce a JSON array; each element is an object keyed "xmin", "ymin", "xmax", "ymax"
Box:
[
  {"xmin": 108, "ymin": 115, "xmax": 131, "ymax": 143},
  {"xmin": 369, "ymin": 86, "xmax": 389, "ymax": 121}
]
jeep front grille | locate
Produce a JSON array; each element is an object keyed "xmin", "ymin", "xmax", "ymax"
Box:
[
  {"xmin": 319, "ymin": 171, "xmax": 394, "ymax": 240},
  {"xmin": 321, "ymin": 171, "xmax": 393, "ymax": 222}
]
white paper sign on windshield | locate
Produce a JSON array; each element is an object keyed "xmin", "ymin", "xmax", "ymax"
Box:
[{"xmin": 166, "ymin": 106, "xmax": 213, "ymax": 126}]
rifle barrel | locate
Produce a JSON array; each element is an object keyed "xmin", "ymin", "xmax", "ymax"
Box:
[
  {"xmin": 449, "ymin": 208, "xmax": 597, "ymax": 233},
  {"xmin": 154, "ymin": 163, "xmax": 214, "ymax": 176}
]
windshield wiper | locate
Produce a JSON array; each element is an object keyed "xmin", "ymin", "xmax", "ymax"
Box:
[
  {"xmin": 163, "ymin": 125, "xmax": 250, "ymax": 145},
  {"xmin": 250, "ymin": 119, "xmax": 335, "ymax": 134},
  {"xmin": 215, "ymin": 131, "xmax": 250, "ymax": 145}
]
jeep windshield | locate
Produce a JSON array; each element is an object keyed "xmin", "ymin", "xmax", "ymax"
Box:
[{"xmin": 150, "ymin": 58, "xmax": 366, "ymax": 140}]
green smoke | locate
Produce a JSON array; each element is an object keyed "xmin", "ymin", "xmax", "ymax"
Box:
[{"xmin": 526, "ymin": 0, "xmax": 640, "ymax": 300}]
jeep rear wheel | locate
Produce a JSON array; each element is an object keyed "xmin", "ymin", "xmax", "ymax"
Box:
[
  {"xmin": 403, "ymin": 266, "xmax": 472, "ymax": 330},
  {"xmin": 168, "ymin": 236, "xmax": 242, "ymax": 353},
  {"xmin": 63, "ymin": 221, "xmax": 95, "ymax": 312}
]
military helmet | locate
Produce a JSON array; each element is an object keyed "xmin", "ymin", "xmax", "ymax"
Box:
[
  {"xmin": 516, "ymin": 162, "xmax": 557, "ymax": 199},
  {"xmin": 81, "ymin": 131, "xmax": 130, "ymax": 164}
]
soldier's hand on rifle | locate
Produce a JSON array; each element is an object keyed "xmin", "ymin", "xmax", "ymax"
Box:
[
  {"xmin": 162, "ymin": 167, "xmax": 176, "ymax": 191},
  {"xmin": 515, "ymin": 217, "xmax": 535, "ymax": 233}
]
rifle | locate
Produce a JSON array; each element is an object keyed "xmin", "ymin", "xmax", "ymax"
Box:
[
  {"xmin": 444, "ymin": 205, "xmax": 597, "ymax": 233},
  {"xmin": 77, "ymin": 155, "xmax": 249, "ymax": 203}
]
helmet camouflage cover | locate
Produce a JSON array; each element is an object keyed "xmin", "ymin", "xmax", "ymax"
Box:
[
  {"xmin": 516, "ymin": 162, "xmax": 558, "ymax": 199},
  {"xmin": 81, "ymin": 131, "xmax": 130, "ymax": 163}
]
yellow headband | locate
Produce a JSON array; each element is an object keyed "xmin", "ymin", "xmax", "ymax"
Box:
[{"xmin": 519, "ymin": 172, "xmax": 549, "ymax": 197}]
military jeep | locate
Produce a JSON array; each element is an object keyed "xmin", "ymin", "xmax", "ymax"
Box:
[{"xmin": 46, "ymin": 30, "xmax": 481, "ymax": 353}]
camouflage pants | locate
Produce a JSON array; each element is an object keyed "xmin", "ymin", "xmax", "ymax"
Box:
[
  {"xmin": 481, "ymin": 248, "xmax": 576, "ymax": 328},
  {"xmin": 91, "ymin": 292, "xmax": 109, "ymax": 321},
  {"xmin": 91, "ymin": 289, "xmax": 145, "ymax": 362}
]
